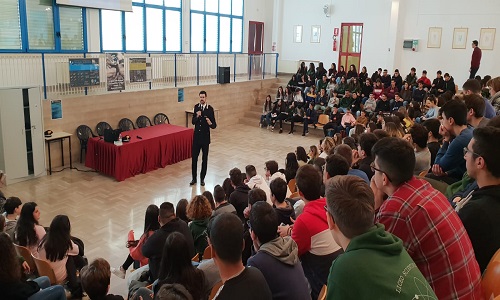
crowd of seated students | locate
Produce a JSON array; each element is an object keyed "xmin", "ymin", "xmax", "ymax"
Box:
[
  {"xmin": 2, "ymin": 72, "xmax": 500, "ymax": 300},
  {"xmin": 0, "ymin": 199, "xmax": 88, "ymax": 299}
]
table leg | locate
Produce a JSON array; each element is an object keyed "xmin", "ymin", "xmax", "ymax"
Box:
[
  {"xmin": 47, "ymin": 141, "xmax": 52, "ymax": 175},
  {"xmin": 68, "ymin": 137, "xmax": 72, "ymax": 169},
  {"xmin": 60, "ymin": 139, "xmax": 64, "ymax": 167}
]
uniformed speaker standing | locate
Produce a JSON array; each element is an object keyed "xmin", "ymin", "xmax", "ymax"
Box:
[{"xmin": 190, "ymin": 91, "xmax": 217, "ymax": 186}]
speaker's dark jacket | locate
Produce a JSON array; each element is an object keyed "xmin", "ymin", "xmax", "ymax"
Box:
[{"xmin": 192, "ymin": 103, "xmax": 217, "ymax": 144}]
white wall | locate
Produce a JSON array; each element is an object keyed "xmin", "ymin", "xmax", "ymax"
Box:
[
  {"xmin": 278, "ymin": 0, "xmax": 393, "ymax": 73},
  {"xmin": 398, "ymin": 0, "xmax": 500, "ymax": 86}
]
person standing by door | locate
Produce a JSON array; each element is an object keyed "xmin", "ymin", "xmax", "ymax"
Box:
[
  {"xmin": 470, "ymin": 40, "xmax": 482, "ymax": 79},
  {"xmin": 191, "ymin": 91, "xmax": 217, "ymax": 186}
]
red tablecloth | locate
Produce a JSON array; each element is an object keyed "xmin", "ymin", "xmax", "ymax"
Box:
[{"xmin": 85, "ymin": 124, "xmax": 194, "ymax": 181}]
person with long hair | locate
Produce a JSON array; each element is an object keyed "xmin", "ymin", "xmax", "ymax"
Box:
[
  {"xmin": 284, "ymin": 153, "xmax": 299, "ymax": 183},
  {"xmin": 295, "ymin": 146, "xmax": 308, "ymax": 167},
  {"xmin": 37, "ymin": 215, "xmax": 86, "ymax": 297},
  {"xmin": 187, "ymin": 195, "xmax": 212, "ymax": 259},
  {"xmin": 384, "ymin": 122, "xmax": 403, "ymax": 138},
  {"xmin": 328, "ymin": 63, "xmax": 337, "ymax": 79},
  {"xmin": 112, "ymin": 204, "xmax": 160, "ymax": 279},
  {"xmin": 174, "ymin": 199, "xmax": 189, "ymax": 225},
  {"xmin": 359, "ymin": 66, "xmax": 368, "ymax": 82},
  {"xmin": 154, "ymin": 232, "xmax": 206, "ymax": 299},
  {"xmin": 15, "ymin": 202, "xmax": 45, "ymax": 253},
  {"xmin": 346, "ymin": 64, "xmax": 358, "ymax": 82},
  {"xmin": 308, "ymin": 145, "xmax": 320, "ymax": 164},
  {"xmin": 0, "ymin": 233, "xmax": 67, "ymax": 300},
  {"xmin": 260, "ymin": 95, "xmax": 273, "ymax": 128}
]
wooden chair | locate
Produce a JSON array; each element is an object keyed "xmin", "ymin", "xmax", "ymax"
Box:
[
  {"xmin": 191, "ymin": 253, "xmax": 200, "ymax": 263},
  {"xmin": 202, "ymin": 245, "xmax": 212, "ymax": 260},
  {"xmin": 318, "ymin": 285, "xmax": 327, "ymax": 300},
  {"xmin": 315, "ymin": 114, "xmax": 329, "ymax": 129},
  {"xmin": 289, "ymin": 191, "xmax": 300, "ymax": 199},
  {"xmin": 31, "ymin": 253, "xmax": 58, "ymax": 285},
  {"xmin": 288, "ymin": 178, "xmax": 297, "ymax": 193},
  {"xmin": 209, "ymin": 281, "xmax": 223, "ymax": 300},
  {"xmin": 14, "ymin": 244, "xmax": 37, "ymax": 275},
  {"xmin": 483, "ymin": 248, "xmax": 500, "ymax": 299}
]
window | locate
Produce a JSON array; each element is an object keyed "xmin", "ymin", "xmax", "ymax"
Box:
[
  {"xmin": 0, "ymin": 0, "xmax": 22, "ymax": 50},
  {"xmin": 101, "ymin": 1, "xmax": 181, "ymax": 52},
  {"xmin": 190, "ymin": 0, "xmax": 243, "ymax": 53},
  {"xmin": 0, "ymin": 0, "xmax": 86, "ymax": 52}
]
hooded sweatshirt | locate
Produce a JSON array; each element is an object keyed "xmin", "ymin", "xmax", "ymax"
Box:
[
  {"xmin": 189, "ymin": 218, "xmax": 209, "ymax": 257},
  {"xmin": 274, "ymin": 200, "xmax": 296, "ymax": 226},
  {"xmin": 247, "ymin": 237, "xmax": 311, "ymax": 300},
  {"xmin": 246, "ymin": 174, "xmax": 272, "ymax": 205},
  {"xmin": 327, "ymin": 224, "xmax": 437, "ymax": 299},
  {"xmin": 4, "ymin": 218, "xmax": 17, "ymax": 239},
  {"xmin": 229, "ymin": 184, "xmax": 251, "ymax": 223}
]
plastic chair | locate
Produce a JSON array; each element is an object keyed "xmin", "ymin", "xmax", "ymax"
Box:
[
  {"xmin": 202, "ymin": 245, "xmax": 212, "ymax": 260},
  {"xmin": 191, "ymin": 253, "xmax": 199, "ymax": 262},
  {"xmin": 209, "ymin": 281, "xmax": 223, "ymax": 300},
  {"xmin": 289, "ymin": 191, "xmax": 300, "ymax": 199},
  {"xmin": 95, "ymin": 122, "xmax": 112, "ymax": 136},
  {"xmin": 315, "ymin": 114, "xmax": 329, "ymax": 129},
  {"xmin": 418, "ymin": 169, "xmax": 428, "ymax": 177},
  {"xmin": 483, "ymin": 248, "xmax": 500, "ymax": 299},
  {"xmin": 118, "ymin": 118, "xmax": 136, "ymax": 131},
  {"xmin": 31, "ymin": 253, "xmax": 58, "ymax": 285},
  {"xmin": 318, "ymin": 285, "xmax": 327, "ymax": 300},
  {"xmin": 153, "ymin": 113, "xmax": 170, "ymax": 125},
  {"xmin": 136, "ymin": 115, "xmax": 153, "ymax": 128},
  {"xmin": 76, "ymin": 125, "xmax": 96, "ymax": 163},
  {"xmin": 288, "ymin": 178, "xmax": 297, "ymax": 193},
  {"xmin": 14, "ymin": 244, "xmax": 37, "ymax": 275}
]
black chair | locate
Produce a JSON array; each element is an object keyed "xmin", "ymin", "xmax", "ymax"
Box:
[
  {"xmin": 153, "ymin": 113, "xmax": 170, "ymax": 125},
  {"xmin": 118, "ymin": 118, "xmax": 136, "ymax": 131},
  {"xmin": 136, "ymin": 115, "xmax": 153, "ymax": 128},
  {"xmin": 76, "ymin": 125, "xmax": 96, "ymax": 163},
  {"xmin": 95, "ymin": 122, "xmax": 112, "ymax": 136}
]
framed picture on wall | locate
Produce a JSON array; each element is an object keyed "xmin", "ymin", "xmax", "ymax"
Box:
[
  {"xmin": 294, "ymin": 25, "xmax": 303, "ymax": 43},
  {"xmin": 427, "ymin": 27, "xmax": 442, "ymax": 48},
  {"xmin": 311, "ymin": 25, "xmax": 321, "ymax": 43},
  {"xmin": 452, "ymin": 28, "xmax": 468, "ymax": 49},
  {"xmin": 480, "ymin": 28, "xmax": 496, "ymax": 50}
]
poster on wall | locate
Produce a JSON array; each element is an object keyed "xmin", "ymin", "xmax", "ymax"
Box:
[
  {"xmin": 427, "ymin": 27, "xmax": 442, "ymax": 48},
  {"xmin": 178, "ymin": 88, "xmax": 184, "ymax": 102},
  {"xmin": 480, "ymin": 28, "xmax": 496, "ymax": 50},
  {"xmin": 452, "ymin": 28, "xmax": 468, "ymax": 49},
  {"xmin": 69, "ymin": 58, "xmax": 100, "ymax": 87},
  {"xmin": 51, "ymin": 100, "xmax": 63, "ymax": 120},
  {"xmin": 129, "ymin": 57, "xmax": 152, "ymax": 83},
  {"xmin": 106, "ymin": 53, "xmax": 125, "ymax": 91}
]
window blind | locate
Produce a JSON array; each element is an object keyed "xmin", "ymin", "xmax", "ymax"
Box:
[
  {"xmin": 59, "ymin": 6, "xmax": 84, "ymax": 50},
  {"xmin": 0, "ymin": 0, "xmax": 22, "ymax": 50},
  {"xmin": 56, "ymin": 0, "xmax": 132, "ymax": 12},
  {"xmin": 26, "ymin": 0, "xmax": 55, "ymax": 50}
]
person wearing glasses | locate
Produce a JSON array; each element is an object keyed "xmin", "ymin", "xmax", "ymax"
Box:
[
  {"xmin": 324, "ymin": 175, "xmax": 436, "ymax": 299},
  {"xmin": 429, "ymin": 100, "xmax": 474, "ymax": 184},
  {"xmin": 455, "ymin": 126, "xmax": 500, "ymax": 273},
  {"xmin": 371, "ymin": 137, "xmax": 482, "ymax": 300}
]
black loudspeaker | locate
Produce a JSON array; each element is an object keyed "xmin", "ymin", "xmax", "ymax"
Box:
[{"xmin": 218, "ymin": 66, "xmax": 230, "ymax": 84}]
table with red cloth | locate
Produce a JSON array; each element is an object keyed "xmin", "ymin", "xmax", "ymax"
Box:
[{"xmin": 85, "ymin": 124, "xmax": 194, "ymax": 181}]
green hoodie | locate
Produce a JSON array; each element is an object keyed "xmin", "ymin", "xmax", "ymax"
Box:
[
  {"xmin": 326, "ymin": 224, "xmax": 437, "ymax": 299},
  {"xmin": 189, "ymin": 218, "xmax": 209, "ymax": 258}
]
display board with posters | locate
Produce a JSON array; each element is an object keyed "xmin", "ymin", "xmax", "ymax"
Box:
[
  {"xmin": 69, "ymin": 58, "xmax": 100, "ymax": 87},
  {"xmin": 106, "ymin": 53, "xmax": 125, "ymax": 91},
  {"xmin": 129, "ymin": 57, "xmax": 152, "ymax": 83}
]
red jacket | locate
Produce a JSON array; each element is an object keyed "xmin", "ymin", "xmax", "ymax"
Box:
[
  {"xmin": 417, "ymin": 76, "xmax": 431, "ymax": 89},
  {"xmin": 471, "ymin": 47, "xmax": 482, "ymax": 68}
]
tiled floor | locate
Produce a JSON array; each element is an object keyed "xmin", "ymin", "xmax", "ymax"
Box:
[{"xmin": 2, "ymin": 123, "xmax": 320, "ymax": 296}]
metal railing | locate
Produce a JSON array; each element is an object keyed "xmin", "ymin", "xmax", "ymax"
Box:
[{"xmin": 0, "ymin": 52, "xmax": 279, "ymax": 99}]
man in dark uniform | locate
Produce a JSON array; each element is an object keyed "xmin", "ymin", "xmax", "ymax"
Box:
[{"xmin": 191, "ymin": 91, "xmax": 217, "ymax": 186}]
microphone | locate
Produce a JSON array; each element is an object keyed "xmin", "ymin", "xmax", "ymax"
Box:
[{"xmin": 137, "ymin": 136, "xmax": 142, "ymax": 139}]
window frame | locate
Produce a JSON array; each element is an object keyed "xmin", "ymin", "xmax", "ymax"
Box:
[
  {"xmin": 0, "ymin": 0, "xmax": 87, "ymax": 53},
  {"xmin": 99, "ymin": 0, "xmax": 182, "ymax": 53},
  {"xmin": 190, "ymin": 0, "xmax": 244, "ymax": 53}
]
